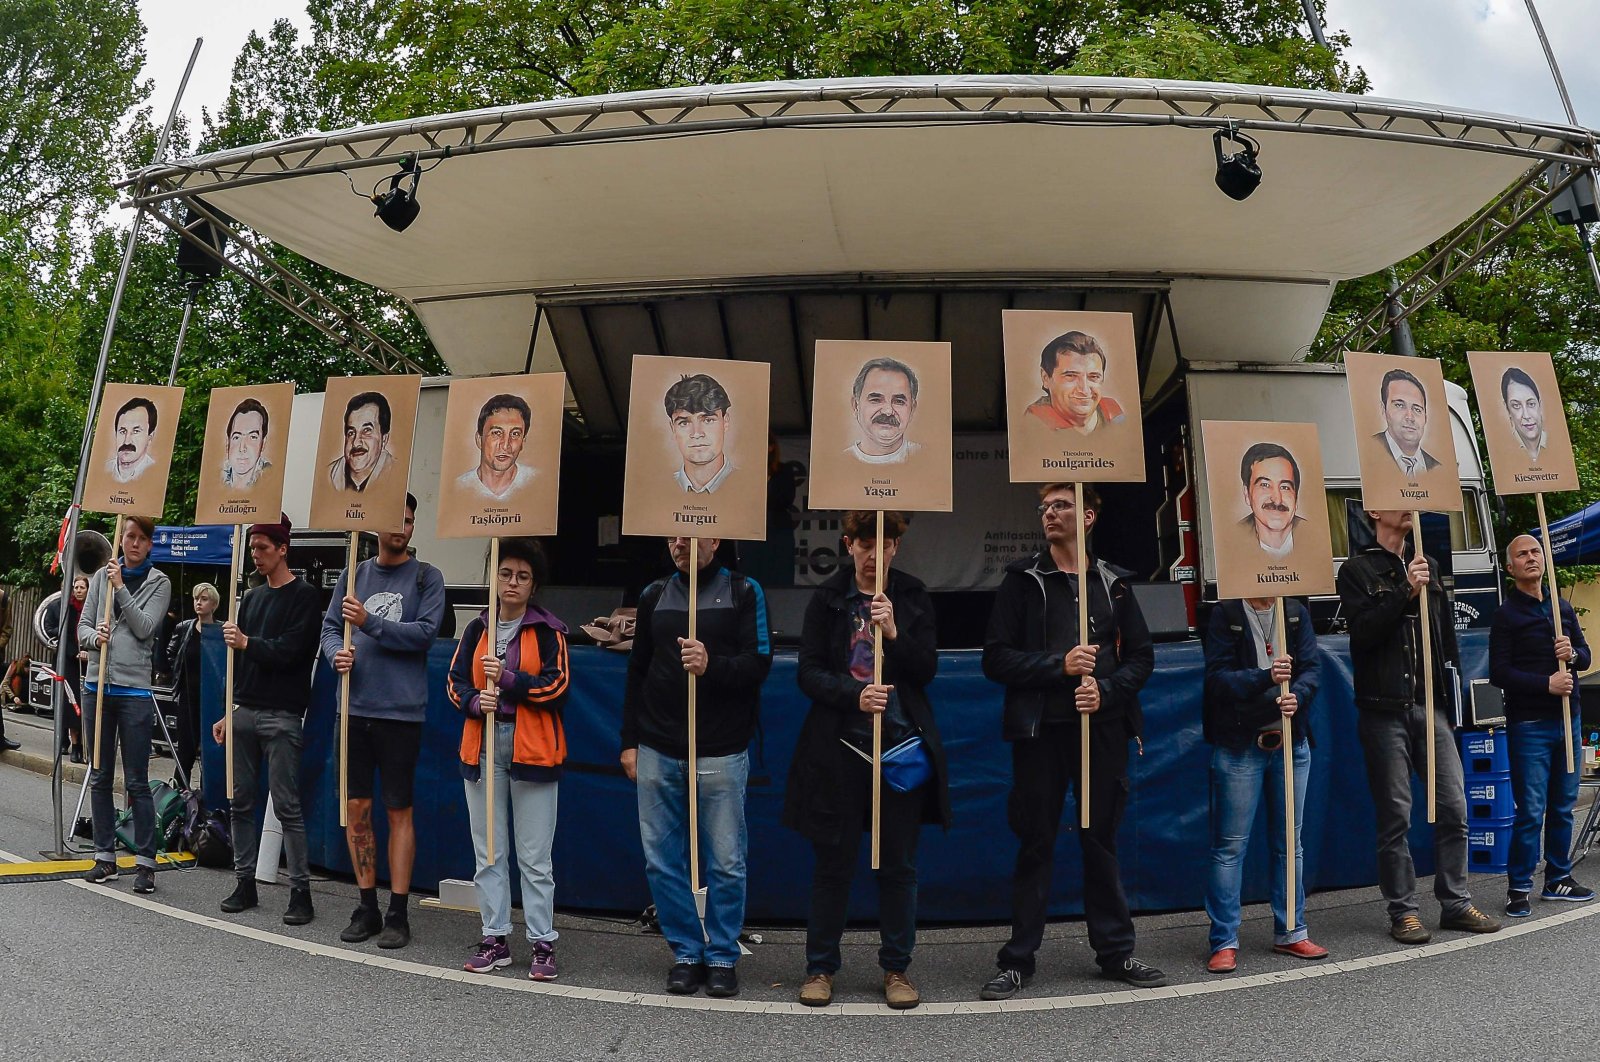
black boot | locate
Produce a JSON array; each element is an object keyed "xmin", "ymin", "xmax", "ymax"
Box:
[
  {"xmin": 220, "ymin": 877, "xmax": 258, "ymax": 913},
  {"xmin": 283, "ymin": 887, "xmax": 315, "ymax": 926}
]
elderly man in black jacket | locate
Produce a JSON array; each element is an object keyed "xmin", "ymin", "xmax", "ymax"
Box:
[
  {"xmin": 785, "ymin": 510, "xmax": 948, "ymax": 1011},
  {"xmin": 978, "ymin": 483, "xmax": 1159, "ymax": 1000}
]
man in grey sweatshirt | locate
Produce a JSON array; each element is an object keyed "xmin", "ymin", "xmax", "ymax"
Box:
[
  {"xmin": 321, "ymin": 493, "xmax": 446, "ymax": 948},
  {"xmin": 79, "ymin": 516, "xmax": 171, "ymax": 894}
]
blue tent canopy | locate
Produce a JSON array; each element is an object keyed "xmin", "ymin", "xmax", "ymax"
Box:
[
  {"xmin": 150, "ymin": 525, "xmax": 234, "ymax": 566},
  {"xmin": 1542, "ymin": 501, "xmax": 1600, "ymax": 565}
]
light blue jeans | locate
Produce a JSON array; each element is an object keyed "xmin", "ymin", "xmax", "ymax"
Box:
[
  {"xmin": 463, "ymin": 720, "xmax": 559, "ymax": 942},
  {"xmin": 1508, "ymin": 715, "xmax": 1581, "ymax": 892},
  {"xmin": 636, "ymin": 745, "xmax": 749, "ymax": 967},
  {"xmin": 1206, "ymin": 739, "xmax": 1311, "ymax": 952}
]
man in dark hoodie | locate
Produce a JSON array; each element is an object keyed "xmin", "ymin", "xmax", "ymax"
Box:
[
  {"xmin": 978, "ymin": 483, "xmax": 1160, "ymax": 999},
  {"xmin": 620, "ymin": 536, "xmax": 772, "ymax": 999},
  {"xmin": 212, "ymin": 515, "xmax": 324, "ymax": 926}
]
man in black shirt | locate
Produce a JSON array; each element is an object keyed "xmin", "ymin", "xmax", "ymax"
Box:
[{"xmin": 211, "ymin": 515, "xmax": 323, "ymax": 925}]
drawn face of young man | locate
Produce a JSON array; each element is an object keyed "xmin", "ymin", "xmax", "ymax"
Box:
[
  {"xmin": 670, "ymin": 406, "xmax": 729, "ymax": 475},
  {"xmin": 1041, "ymin": 350, "xmax": 1106, "ymax": 429},
  {"xmin": 114, "ymin": 405, "xmax": 154, "ymax": 476},
  {"xmin": 227, "ymin": 407, "xmax": 268, "ymax": 483},
  {"xmin": 853, "ymin": 366, "xmax": 916, "ymax": 456},
  {"xmin": 1244, "ymin": 455, "xmax": 1299, "ymax": 548},
  {"xmin": 1503, "ymin": 378, "xmax": 1545, "ymax": 457},
  {"xmin": 343, "ymin": 401, "xmax": 387, "ymax": 484},
  {"xmin": 477, "ymin": 408, "xmax": 527, "ymax": 480},
  {"xmin": 1381, "ymin": 377, "xmax": 1428, "ymax": 457}
]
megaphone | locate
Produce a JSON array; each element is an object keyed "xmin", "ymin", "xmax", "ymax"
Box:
[{"xmin": 33, "ymin": 530, "xmax": 113, "ymax": 650}]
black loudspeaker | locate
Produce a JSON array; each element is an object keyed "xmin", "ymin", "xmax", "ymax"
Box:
[{"xmin": 175, "ymin": 208, "xmax": 226, "ymax": 278}]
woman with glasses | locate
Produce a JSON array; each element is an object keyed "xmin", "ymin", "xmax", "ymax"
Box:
[{"xmin": 447, "ymin": 537, "xmax": 571, "ymax": 982}]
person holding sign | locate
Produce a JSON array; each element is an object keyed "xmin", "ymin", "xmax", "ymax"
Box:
[
  {"xmin": 619, "ymin": 537, "xmax": 772, "ymax": 999},
  {"xmin": 786, "ymin": 511, "xmax": 949, "ymax": 1010},
  {"xmin": 213, "ymin": 516, "xmax": 324, "ymax": 925},
  {"xmin": 321, "ymin": 493, "xmax": 446, "ymax": 949},
  {"xmin": 1491, "ymin": 535, "xmax": 1594, "ymax": 915},
  {"xmin": 978, "ymin": 484, "xmax": 1160, "ymax": 999},
  {"xmin": 448, "ymin": 537, "xmax": 571, "ymax": 981},
  {"xmin": 78, "ymin": 516, "xmax": 171, "ymax": 895},
  {"xmin": 1201, "ymin": 597, "xmax": 1324, "ymax": 972},
  {"xmin": 1337, "ymin": 510, "xmax": 1500, "ymax": 943}
]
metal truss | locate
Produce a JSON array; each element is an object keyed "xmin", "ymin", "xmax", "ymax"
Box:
[
  {"xmin": 124, "ymin": 79, "xmax": 1598, "ymax": 206},
  {"xmin": 139, "ymin": 192, "xmax": 426, "ymax": 375},
  {"xmin": 1332, "ymin": 157, "xmax": 1592, "ymax": 354}
]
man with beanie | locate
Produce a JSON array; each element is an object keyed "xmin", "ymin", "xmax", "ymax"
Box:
[
  {"xmin": 321, "ymin": 493, "xmax": 445, "ymax": 948},
  {"xmin": 79, "ymin": 517, "xmax": 171, "ymax": 893},
  {"xmin": 212, "ymin": 515, "xmax": 323, "ymax": 925}
]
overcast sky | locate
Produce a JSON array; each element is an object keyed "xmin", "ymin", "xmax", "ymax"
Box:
[{"xmin": 137, "ymin": 1, "xmax": 1597, "ymax": 131}]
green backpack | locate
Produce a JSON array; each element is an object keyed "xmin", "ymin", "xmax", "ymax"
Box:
[{"xmin": 114, "ymin": 780, "xmax": 189, "ymax": 858}]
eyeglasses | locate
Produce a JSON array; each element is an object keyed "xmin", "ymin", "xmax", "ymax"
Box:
[
  {"xmin": 1036, "ymin": 501, "xmax": 1073, "ymax": 515},
  {"xmin": 497, "ymin": 569, "xmax": 534, "ymax": 585}
]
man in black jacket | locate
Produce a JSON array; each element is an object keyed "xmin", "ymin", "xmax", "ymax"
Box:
[
  {"xmin": 1336, "ymin": 509, "xmax": 1499, "ymax": 943},
  {"xmin": 211, "ymin": 516, "xmax": 324, "ymax": 926},
  {"xmin": 1490, "ymin": 534, "xmax": 1594, "ymax": 916},
  {"xmin": 978, "ymin": 483, "xmax": 1160, "ymax": 999},
  {"xmin": 620, "ymin": 537, "xmax": 772, "ymax": 999}
]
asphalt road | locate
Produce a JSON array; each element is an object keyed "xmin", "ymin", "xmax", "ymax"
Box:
[{"xmin": 0, "ymin": 752, "xmax": 1594, "ymax": 1061}]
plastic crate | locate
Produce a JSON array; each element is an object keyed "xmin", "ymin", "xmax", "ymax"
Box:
[
  {"xmin": 1468, "ymin": 822, "xmax": 1513, "ymax": 870},
  {"xmin": 1461, "ymin": 731, "xmax": 1509, "ymax": 776},
  {"xmin": 1466, "ymin": 779, "xmax": 1515, "ymax": 822}
]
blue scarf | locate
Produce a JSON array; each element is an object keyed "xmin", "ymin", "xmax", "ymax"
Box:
[{"xmin": 121, "ymin": 556, "xmax": 155, "ymax": 578}]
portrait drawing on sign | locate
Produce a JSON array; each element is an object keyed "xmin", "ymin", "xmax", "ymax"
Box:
[
  {"xmin": 846, "ymin": 357, "xmax": 921, "ymax": 465},
  {"xmin": 1500, "ymin": 366, "xmax": 1548, "ymax": 464},
  {"xmin": 328, "ymin": 390, "xmax": 397, "ymax": 493},
  {"xmin": 1024, "ymin": 330, "xmax": 1126, "ymax": 435},
  {"xmin": 456, "ymin": 392, "xmax": 536, "ymax": 501},
  {"xmin": 107, "ymin": 396, "xmax": 158, "ymax": 484},
  {"xmin": 1233, "ymin": 442, "xmax": 1306, "ymax": 560},
  {"xmin": 1371, "ymin": 368, "xmax": 1441, "ymax": 482},
  {"xmin": 666, "ymin": 373, "xmax": 734, "ymax": 494},
  {"xmin": 221, "ymin": 398, "xmax": 272, "ymax": 490}
]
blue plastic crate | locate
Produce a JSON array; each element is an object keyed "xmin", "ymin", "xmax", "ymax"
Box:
[
  {"xmin": 1461, "ymin": 730, "xmax": 1509, "ymax": 776},
  {"xmin": 1468, "ymin": 821, "xmax": 1513, "ymax": 870},
  {"xmin": 1467, "ymin": 779, "xmax": 1515, "ymax": 822}
]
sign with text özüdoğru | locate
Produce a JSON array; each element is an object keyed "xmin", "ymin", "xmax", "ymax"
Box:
[
  {"xmin": 1466, "ymin": 350, "xmax": 1579, "ymax": 496},
  {"xmin": 806, "ymin": 340, "xmax": 953, "ymax": 512},
  {"xmin": 621, "ymin": 355, "xmax": 770, "ymax": 541},
  {"xmin": 194, "ymin": 381, "xmax": 295, "ymax": 525},
  {"xmin": 81, "ymin": 382, "xmax": 187, "ymax": 518},
  {"xmin": 436, "ymin": 373, "xmax": 566, "ymax": 539},
  {"xmin": 1344, "ymin": 350, "xmax": 1462, "ymax": 512},
  {"xmin": 307, "ymin": 374, "xmax": 422, "ymax": 532}
]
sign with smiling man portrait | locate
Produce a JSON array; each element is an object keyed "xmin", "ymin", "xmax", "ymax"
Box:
[{"xmin": 308, "ymin": 374, "xmax": 422, "ymax": 532}]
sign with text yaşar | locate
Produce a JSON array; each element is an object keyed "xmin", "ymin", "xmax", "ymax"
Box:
[
  {"xmin": 1344, "ymin": 351, "xmax": 1462, "ymax": 512},
  {"xmin": 1466, "ymin": 350, "xmax": 1579, "ymax": 496},
  {"xmin": 194, "ymin": 382, "xmax": 295, "ymax": 525},
  {"xmin": 436, "ymin": 373, "xmax": 566, "ymax": 539},
  {"xmin": 82, "ymin": 382, "xmax": 187, "ymax": 518},
  {"xmin": 307, "ymin": 374, "xmax": 422, "ymax": 532}
]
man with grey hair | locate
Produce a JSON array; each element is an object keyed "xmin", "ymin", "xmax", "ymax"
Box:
[{"xmin": 847, "ymin": 358, "xmax": 920, "ymax": 465}]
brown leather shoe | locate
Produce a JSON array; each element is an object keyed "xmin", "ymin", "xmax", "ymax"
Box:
[
  {"xmin": 1390, "ymin": 914, "xmax": 1431, "ymax": 944},
  {"xmin": 1273, "ymin": 939, "xmax": 1329, "ymax": 960},
  {"xmin": 883, "ymin": 970, "xmax": 920, "ymax": 1010},
  {"xmin": 1440, "ymin": 905, "xmax": 1502, "ymax": 934},
  {"xmin": 1206, "ymin": 948, "xmax": 1237, "ymax": 974},
  {"xmin": 798, "ymin": 973, "xmax": 833, "ymax": 1007}
]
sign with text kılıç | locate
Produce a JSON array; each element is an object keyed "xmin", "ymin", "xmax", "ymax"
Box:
[
  {"xmin": 307, "ymin": 374, "xmax": 422, "ymax": 532},
  {"xmin": 81, "ymin": 382, "xmax": 187, "ymax": 518},
  {"xmin": 194, "ymin": 382, "xmax": 295, "ymax": 525},
  {"xmin": 435, "ymin": 373, "xmax": 566, "ymax": 539},
  {"xmin": 1002, "ymin": 310, "xmax": 1146, "ymax": 483},
  {"xmin": 1344, "ymin": 351, "xmax": 1462, "ymax": 512},
  {"xmin": 1200, "ymin": 420, "xmax": 1336, "ymax": 600},
  {"xmin": 1466, "ymin": 350, "xmax": 1579, "ymax": 496},
  {"xmin": 806, "ymin": 340, "xmax": 953, "ymax": 512},
  {"xmin": 621, "ymin": 355, "xmax": 770, "ymax": 541}
]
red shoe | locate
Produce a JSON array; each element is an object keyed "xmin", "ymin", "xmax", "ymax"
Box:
[
  {"xmin": 1206, "ymin": 948, "xmax": 1237, "ymax": 974},
  {"xmin": 1273, "ymin": 939, "xmax": 1329, "ymax": 960}
]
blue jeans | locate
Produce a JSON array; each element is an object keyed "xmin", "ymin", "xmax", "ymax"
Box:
[
  {"xmin": 86, "ymin": 693, "xmax": 156, "ymax": 867},
  {"xmin": 636, "ymin": 745, "xmax": 748, "ymax": 967},
  {"xmin": 1508, "ymin": 716, "xmax": 1581, "ymax": 892},
  {"xmin": 1206, "ymin": 739, "xmax": 1310, "ymax": 952},
  {"xmin": 463, "ymin": 720, "xmax": 560, "ymax": 942}
]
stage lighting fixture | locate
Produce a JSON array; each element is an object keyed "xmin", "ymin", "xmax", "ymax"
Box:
[
  {"xmin": 175, "ymin": 207, "xmax": 227, "ymax": 278},
  {"xmin": 372, "ymin": 154, "xmax": 422, "ymax": 232},
  {"xmin": 1212, "ymin": 127, "xmax": 1263, "ymax": 201}
]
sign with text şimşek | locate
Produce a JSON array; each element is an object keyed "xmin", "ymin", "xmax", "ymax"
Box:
[
  {"xmin": 1344, "ymin": 351, "xmax": 1462, "ymax": 512},
  {"xmin": 436, "ymin": 373, "xmax": 566, "ymax": 539},
  {"xmin": 1201, "ymin": 420, "xmax": 1336, "ymax": 600},
  {"xmin": 307, "ymin": 374, "xmax": 422, "ymax": 532},
  {"xmin": 81, "ymin": 382, "xmax": 187, "ymax": 518},
  {"xmin": 194, "ymin": 382, "xmax": 295, "ymax": 525},
  {"xmin": 807, "ymin": 340, "xmax": 953, "ymax": 512},
  {"xmin": 1466, "ymin": 350, "xmax": 1579, "ymax": 496},
  {"xmin": 621, "ymin": 356, "xmax": 770, "ymax": 541},
  {"xmin": 1002, "ymin": 310, "xmax": 1146, "ymax": 483}
]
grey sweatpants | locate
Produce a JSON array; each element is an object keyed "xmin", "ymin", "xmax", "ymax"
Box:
[
  {"xmin": 229, "ymin": 704, "xmax": 310, "ymax": 890},
  {"xmin": 1356, "ymin": 705, "xmax": 1471, "ymax": 921}
]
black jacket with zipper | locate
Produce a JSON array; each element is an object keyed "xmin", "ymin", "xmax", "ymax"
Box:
[
  {"xmin": 1336, "ymin": 545, "xmax": 1459, "ymax": 712},
  {"xmin": 1202, "ymin": 598, "xmax": 1321, "ymax": 749},
  {"xmin": 982, "ymin": 551, "xmax": 1154, "ymax": 742}
]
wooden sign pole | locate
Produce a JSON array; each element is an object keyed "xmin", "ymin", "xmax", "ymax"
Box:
[
  {"xmin": 484, "ymin": 537, "xmax": 500, "ymax": 865},
  {"xmin": 1076, "ymin": 483, "xmax": 1091, "ymax": 830},
  {"xmin": 688, "ymin": 537, "xmax": 701, "ymax": 896},
  {"xmin": 224, "ymin": 524, "xmax": 243, "ymax": 799},
  {"xmin": 1412, "ymin": 512, "xmax": 1437, "ymax": 824},
  {"xmin": 1535, "ymin": 493, "xmax": 1576, "ymax": 774},
  {"xmin": 91, "ymin": 515, "xmax": 125, "ymax": 773},
  {"xmin": 339, "ymin": 532, "xmax": 357, "ymax": 828},
  {"xmin": 1275, "ymin": 601, "xmax": 1297, "ymax": 934},
  {"xmin": 871, "ymin": 510, "xmax": 885, "ymax": 871}
]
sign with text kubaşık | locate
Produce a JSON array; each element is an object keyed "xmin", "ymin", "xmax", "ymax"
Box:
[
  {"xmin": 1344, "ymin": 351, "xmax": 1462, "ymax": 512},
  {"xmin": 1466, "ymin": 350, "xmax": 1579, "ymax": 496},
  {"xmin": 82, "ymin": 382, "xmax": 187, "ymax": 518},
  {"xmin": 436, "ymin": 373, "xmax": 566, "ymax": 539},
  {"xmin": 807, "ymin": 340, "xmax": 953, "ymax": 512},
  {"xmin": 194, "ymin": 382, "xmax": 295, "ymax": 525},
  {"xmin": 621, "ymin": 356, "xmax": 770, "ymax": 541},
  {"xmin": 307, "ymin": 374, "xmax": 422, "ymax": 532}
]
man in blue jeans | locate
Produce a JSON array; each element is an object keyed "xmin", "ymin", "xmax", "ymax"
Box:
[
  {"xmin": 620, "ymin": 536, "xmax": 771, "ymax": 998},
  {"xmin": 1490, "ymin": 534, "xmax": 1594, "ymax": 916},
  {"xmin": 1201, "ymin": 596, "xmax": 1325, "ymax": 974}
]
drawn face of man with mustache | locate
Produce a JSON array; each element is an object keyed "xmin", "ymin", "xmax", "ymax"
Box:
[
  {"xmin": 344, "ymin": 401, "xmax": 386, "ymax": 487},
  {"xmin": 852, "ymin": 365, "xmax": 916, "ymax": 458},
  {"xmin": 108, "ymin": 398, "xmax": 157, "ymax": 483}
]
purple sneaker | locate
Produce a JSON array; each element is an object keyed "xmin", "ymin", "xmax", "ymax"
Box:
[
  {"xmin": 528, "ymin": 941, "xmax": 557, "ymax": 982},
  {"xmin": 463, "ymin": 935, "xmax": 511, "ymax": 973}
]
